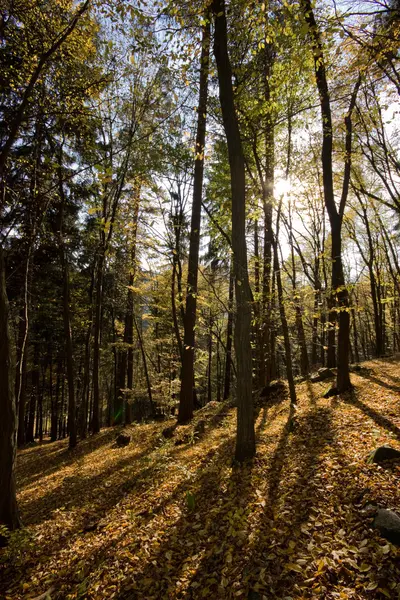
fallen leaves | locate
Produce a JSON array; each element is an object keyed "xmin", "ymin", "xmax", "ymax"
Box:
[{"xmin": 0, "ymin": 360, "xmax": 399, "ymax": 599}]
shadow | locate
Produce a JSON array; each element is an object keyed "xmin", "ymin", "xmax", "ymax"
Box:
[
  {"xmin": 256, "ymin": 406, "xmax": 268, "ymax": 434},
  {"xmin": 305, "ymin": 379, "xmax": 317, "ymax": 406},
  {"xmin": 243, "ymin": 406, "xmax": 336, "ymax": 598},
  {"xmin": 113, "ymin": 404, "xmax": 295, "ymax": 600},
  {"xmin": 366, "ymin": 364, "xmax": 400, "ymax": 387},
  {"xmin": 344, "ymin": 388, "xmax": 400, "ymax": 441},
  {"xmin": 19, "ymin": 440, "xmax": 159, "ymax": 526},
  {"xmin": 38, "ymin": 435, "xmax": 237, "ymax": 600},
  {"xmin": 17, "ymin": 428, "xmax": 120, "ymax": 490},
  {"xmin": 114, "ymin": 437, "xmax": 254, "ymax": 599},
  {"xmin": 356, "ymin": 370, "xmax": 400, "ymax": 393}
]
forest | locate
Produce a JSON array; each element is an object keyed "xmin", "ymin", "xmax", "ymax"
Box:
[{"xmin": 0, "ymin": 0, "xmax": 400, "ymax": 598}]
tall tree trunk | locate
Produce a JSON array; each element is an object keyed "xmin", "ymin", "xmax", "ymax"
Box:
[
  {"xmin": 273, "ymin": 209, "xmax": 296, "ymax": 404},
  {"xmin": 79, "ymin": 268, "xmax": 94, "ymax": 438},
  {"xmin": 207, "ymin": 309, "xmax": 213, "ymax": 404},
  {"xmin": 0, "ymin": 245, "xmax": 21, "ymax": 535},
  {"xmin": 223, "ymin": 261, "xmax": 234, "ymax": 400},
  {"xmin": 253, "ymin": 219, "xmax": 263, "ymax": 383},
  {"xmin": 288, "ymin": 218, "xmax": 309, "ymax": 376},
  {"xmin": 133, "ymin": 312, "xmax": 153, "ymax": 413},
  {"xmin": 92, "ymin": 251, "xmax": 104, "ymax": 433},
  {"xmin": 351, "ymin": 307, "xmax": 360, "ymax": 363},
  {"xmin": 57, "ymin": 152, "xmax": 76, "ymax": 449},
  {"xmin": 16, "ymin": 307, "xmax": 28, "ymax": 446},
  {"xmin": 302, "ymin": 0, "xmax": 360, "ymax": 393},
  {"xmin": 178, "ymin": 20, "xmax": 210, "ymax": 423},
  {"xmin": 51, "ymin": 359, "xmax": 61, "ymax": 442},
  {"xmin": 213, "ymin": 0, "xmax": 255, "ymax": 461},
  {"xmin": 27, "ymin": 341, "xmax": 39, "ymax": 444},
  {"xmin": 125, "ymin": 275, "xmax": 134, "ymax": 425}
]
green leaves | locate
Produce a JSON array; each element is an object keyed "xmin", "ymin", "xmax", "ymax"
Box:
[{"xmin": 186, "ymin": 491, "xmax": 196, "ymax": 511}]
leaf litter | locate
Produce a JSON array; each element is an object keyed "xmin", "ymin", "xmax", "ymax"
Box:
[{"xmin": 0, "ymin": 359, "xmax": 399, "ymax": 599}]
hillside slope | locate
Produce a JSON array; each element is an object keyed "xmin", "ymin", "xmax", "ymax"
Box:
[{"xmin": 1, "ymin": 359, "xmax": 400, "ymax": 599}]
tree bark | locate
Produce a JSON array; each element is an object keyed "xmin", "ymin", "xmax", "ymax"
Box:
[
  {"xmin": 302, "ymin": 0, "xmax": 360, "ymax": 392},
  {"xmin": 223, "ymin": 261, "xmax": 234, "ymax": 400},
  {"xmin": 0, "ymin": 245, "xmax": 21, "ymax": 535},
  {"xmin": 178, "ymin": 20, "xmax": 210, "ymax": 423},
  {"xmin": 213, "ymin": 0, "xmax": 255, "ymax": 461},
  {"xmin": 92, "ymin": 251, "xmax": 104, "ymax": 433},
  {"xmin": 273, "ymin": 207, "xmax": 296, "ymax": 404},
  {"xmin": 57, "ymin": 148, "xmax": 77, "ymax": 448}
]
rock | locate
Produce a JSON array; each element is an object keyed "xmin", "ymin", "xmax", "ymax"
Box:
[
  {"xmin": 368, "ymin": 445, "xmax": 400, "ymax": 463},
  {"xmin": 310, "ymin": 367, "xmax": 335, "ymax": 383},
  {"xmin": 323, "ymin": 386, "xmax": 338, "ymax": 398},
  {"xmin": 162, "ymin": 425, "xmax": 175, "ymax": 439},
  {"xmin": 115, "ymin": 432, "xmax": 131, "ymax": 447},
  {"xmin": 360, "ymin": 503, "xmax": 378, "ymax": 517},
  {"xmin": 260, "ymin": 380, "xmax": 287, "ymax": 399},
  {"xmin": 373, "ymin": 508, "xmax": 400, "ymax": 546},
  {"xmin": 350, "ymin": 364, "xmax": 362, "ymax": 372}
]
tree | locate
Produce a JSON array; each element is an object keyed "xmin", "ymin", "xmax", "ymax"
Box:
[
  {"xmin": 213, "ymin": 0, "xmax": 256, "ymax": 461},
  {"xmin": 301, "ymin": 0, "xmax": 361, "ymax": 393},
  {"xmin": 178, "ymin": 19, "xmax": 211, "ymax": 423},
  {"xmin": 0, "ymin": 246, "xmax": 21, "ymax": 536}
]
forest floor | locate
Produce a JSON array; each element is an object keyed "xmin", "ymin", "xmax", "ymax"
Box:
[{"xmin": 1, "ymin": 359, "xmax": 400, "ymax": 600}]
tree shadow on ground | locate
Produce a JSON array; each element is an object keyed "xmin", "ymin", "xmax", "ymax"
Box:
[
  {"xmin": 17, "ymin": 428, "xmax": 123, "ymax": 489},
  {"xmin": 36, "ymin": 435, "xmax": 237, "ymax": 600},
  {"xmin": 344, "ymin": 388, "xmax": 400, "ymax": 441},
  {"xmin": 113, "ymin": 438, "xmax": 250, "ymax": 599},
  {"xmin": 356, "ymin": 370, "xmax": 400, "ymax": 393},
  {"xmin": 5, "ymin": 427, "xmax": 236, "ymax": 598},
  {"xmin": 110, "ymin": 402, "xmax": 302, "ymax": 599},
  {"xmin": 305, "ymin": 379, "xmax": 317, "ymax": 406},
  {"xmin": 19, "ymin": 441, "xmax": 159, "ymax": 526},
  {"xmin": 35, "ymin": 401, "xmax": 288, "ymax": 599},
  {"xmin": 242, "ymin": 405, "xmax": 337, "ymax": 598}
]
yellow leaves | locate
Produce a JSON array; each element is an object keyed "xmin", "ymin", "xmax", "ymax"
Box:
[
  {"xmin": 286, "ymin": 562, "xmax": 303, "ymax": 573},
  {"xmin": 8, "ymin": 360, "xmax": 400, "ymax": 599}
]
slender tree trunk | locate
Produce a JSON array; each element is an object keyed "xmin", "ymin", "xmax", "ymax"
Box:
[
  {"xmin": 79, "ymin": 268, "xmax": 94, "ymax": 438},
  {"xmin": 223, "ymin": 262, "xmax": 234, "ymax": 400},
  {"xmin": 178, "ymin": 21, "xmax": 210, "ymax": 422},
  {"xmin": 288, "ymin": 224, "xmax": 309, "ymax": 376},
  {"xmin": 133, "ymin": 312, "xmax": 153, "ymax": 413},
  {"xmin": 16, "ymin": 307, "xmax": 28, "ymax": 446},
  {"xmin": 0, "ymin": 245, "xmax": 21, "ymax": 535},
  {"xmin": 351, "ymin": 307, "xmax": 360, "ymax": 363},
  {"xmin": 213, "ymin": 0, "xmax": 255, "ymax": 461},
  {"xmin": 125, "ymin": 275, "xmax": 134, "ymax": 425},
  {"xmin": 171, "ymin": 261, "xmax": 183, "ymax": 362},
  {"xmin": 253, "ymin": 220, "xmax": 263, "ymax": 383},
  {"xmin": 27, "ymin": 341, "xmax": 39, "ymax": 443},
  {"xmin": 92, "ymin": 251, "xmax": 104, "ymax": 433},
  {"xmin": 273, "ymin": 211, "xmax": 296, "ymax": 404},
  {"xmin": 57, "ymin": 154, "xmax": 77, "ymax": 448},
  {"xmin": 302, "ymin": 0, "xmax": 360, "ymax": 393},
  {"xmin": 51, "ymin": 359, "xmax": 61, "ymax": 442},
  {"xmin": 207, "ymin": 309, "xmax": 213, "ymax": 404}
]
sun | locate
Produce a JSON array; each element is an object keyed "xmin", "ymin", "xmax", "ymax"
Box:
[{"xmin": 274, "ymin": 178, "xmax": 291, "ymax": 198}]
